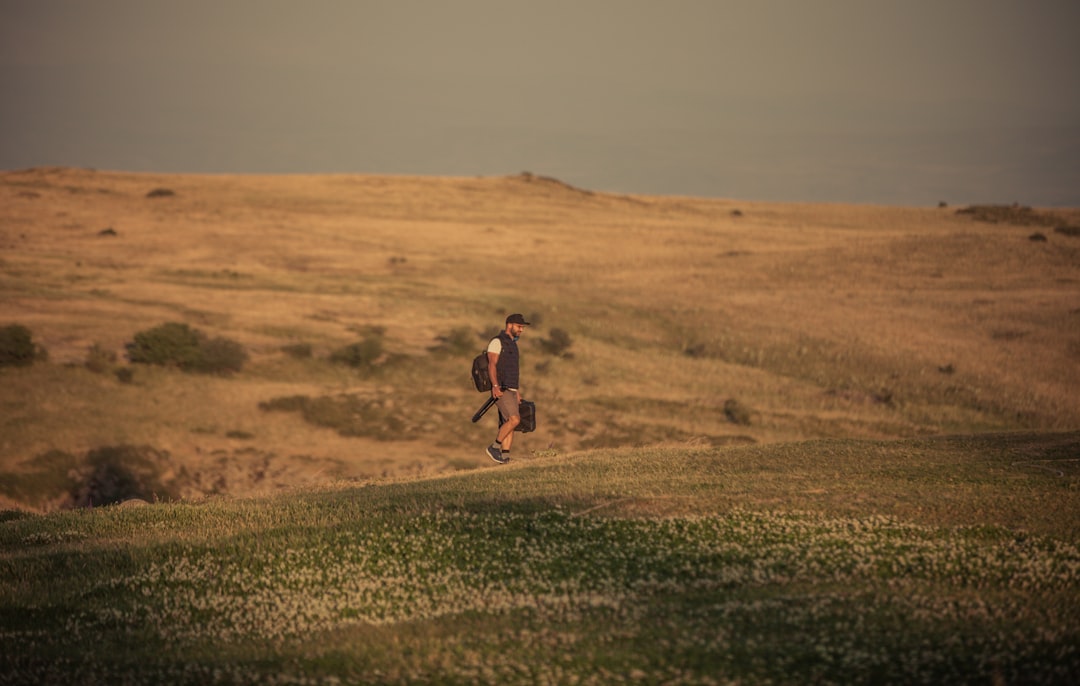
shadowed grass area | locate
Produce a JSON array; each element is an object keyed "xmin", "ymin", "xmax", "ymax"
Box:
[{"xmin": 2, "ymin": 432, "xmax": 1078, "ymax": 684}]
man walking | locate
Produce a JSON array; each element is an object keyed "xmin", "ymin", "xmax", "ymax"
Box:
[{"xmin": 485, "ymin": 313, "xmax": 529, "ymax": 463}]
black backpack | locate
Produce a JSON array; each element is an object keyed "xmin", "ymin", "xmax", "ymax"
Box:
[{"xmin": 471, "ymin": 348, "xmax": 492, "ymax": 392}]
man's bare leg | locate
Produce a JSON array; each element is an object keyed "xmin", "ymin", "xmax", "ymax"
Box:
[{"xmin": 497, "ymin": 415, "xmax": 519, "ymax": 452}]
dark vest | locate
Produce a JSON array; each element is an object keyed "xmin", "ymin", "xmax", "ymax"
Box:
[{"xmin": 494, "ymin": 332, "xmax": 520, "ymax": 389}]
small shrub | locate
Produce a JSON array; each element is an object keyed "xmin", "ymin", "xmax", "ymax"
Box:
[
  {"xmin": 126, "ymin": 322, "xmax": 203, "ymax": 368},
  {"xmin": 873, "ymin": 388, "xmax": 895, "ymax": 405},
  {"xmin": 126, "ymin": 322, "xmax": 247, "ymax": 374},
  {"xmin": 0, "ymin": 324, "xmax": 45, "ymax": 368},
  {"xmin": 193, "ymin": 336, "xmax": 248, "ymax": 375},
  {"xmin": 330, "ymin": 333, "xmax": 384, "ymax": 370},
  {"xmin": 683, "ymin": 341, "xmax": 710, "ymax": 358},
  {"xmin": 428, "ymin": 327, "xmax": 476, "ymax": 356},
  {"xmin": 537, "ymin": 328, "xmax": 574, "ymax": 358},
  {"xmin": 85, "ymin": 343, "xmax": 117, "ymax": 373},
  {"xmin": 146, "ymin": 188, "xmax": 175, "ymax": 198},
  {"xmin": 1029, "ymin": 232, "xmax": 1048, "ymax": 242},
  {"xmin": 115, "ymin": 367, "xmax": 135, "ymax": 384},
  {"xmin": 723, "ymin": 398, "xmax": 752, "ymax": 426}
]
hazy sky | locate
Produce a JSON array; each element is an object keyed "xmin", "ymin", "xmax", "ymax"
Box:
[{"xmin": 2, "ymin": 0, "xmax": 1079, "ymax": 206}]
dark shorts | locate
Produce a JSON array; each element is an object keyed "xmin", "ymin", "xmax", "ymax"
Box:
[{"xmin": 496, "ymin": 390, "xmax": 520, "ymax": 420}]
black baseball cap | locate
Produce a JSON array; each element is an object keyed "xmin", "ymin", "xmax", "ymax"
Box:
[{"xmin": 506, "ymin": 313, "xmax": 531, "ymax": 325}]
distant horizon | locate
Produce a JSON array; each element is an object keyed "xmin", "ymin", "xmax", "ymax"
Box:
[
  {"xmin": 8, "ymin": 163, "xmax": 1078, "ymax": 211},
  {"xmin": 3, "ymin": 1, "xmax": 1078, "ymax": 208}
]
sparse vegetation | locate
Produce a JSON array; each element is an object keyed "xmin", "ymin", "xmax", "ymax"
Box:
[
  {"xmin": 2, "ymin": 168, "xmax": 1079, "ymax": 683},
  {"xmin": 428, "ymin": 326, "xmax": 476, "ymax": 356},
  {"xmin": 956, "ymin": 203, "xmax": 1067, "ymax": 227},
  {"xmin": 0, "ymin": 324, "xmax": 44, "ymax": 367},
  {"xmin": 192, "ymin": 335, "xmax": 248, "ymax": 374},
  {"xmin": 260, "ymin": 391, "xmax": 458, "ymax": 440},
  {"xmin": 125, "ymin": 322, "xmax": 203, "ymax": 368},
  {"xmin": 536, "ymin": 327, "xmax": 574, "ymax": 357},
  {"xmin": 146, "ymin": 187, "xmax": 175, "ymax": 198},
  {"xmin": 724, "ymin": 397, "xmax": 753, "ymax": 425},
  {"xmin": 3, "ymin": 169, "xmax": 1078, "ymax": 506},
  {"xmin": 329, "ymin": 332, "xmax": 385, "ymax": 371},
  {"xmin": 84, "ymin": 342, "xmax": 117, "ymax": 373},
  {"xmin": 125, "ymin": 322, "xmax": 247, "ymax": 375},
  {"xmin": 280, "ymin": 342, "xmax": 313, "ymax": 359}
]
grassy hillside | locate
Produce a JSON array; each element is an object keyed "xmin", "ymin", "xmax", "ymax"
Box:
[
  {"xmin": 1, "ymin": 167, "xmax": 1078, "ymax": 509},
  {"xmin": 1, "ymin": 432, "xmax": 1078, "ymax": 684},
  {"xmin": 2, "ymin": 170, "xmax": 1079, "ymax": 682}
]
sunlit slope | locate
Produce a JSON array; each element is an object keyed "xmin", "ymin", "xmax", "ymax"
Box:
[{"xmin": 2, "ymin": 167, "xmax": 1078, "ymax": 507}]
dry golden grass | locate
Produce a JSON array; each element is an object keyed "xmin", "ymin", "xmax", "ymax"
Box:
[{"xmin": 2, "ymin": 167, "xmax": 1078, "ymax": 508}]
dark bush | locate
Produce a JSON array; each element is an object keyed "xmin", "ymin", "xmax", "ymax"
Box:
[
  {"xmin": 126, "ymin": 322, "xmax": 247, "ymax": 374},
  {"xmin": 126, "ymin": 322, "xmax": 203, "ymax": 368},
  {"xmin": 330, "ymin": 333, "xmax": 384, "ymax": 369},
  {"xmin": 192, "ymin": 336, "xmax": 248, "ymax": 374},
  {"xmin": 537, "ymin": 328, "xmax": 574, "ymax": 358},
  {"xmin": 71, "ymin": 445, "xmax": 178, "ymax": 507},
  {"xmin": 724, "ymin": 398, "xmax": 752, "ymax": 426},
  {"xmin": 146, "ymin": 188, "xmax": 175, "ymax": 198},
  {"xmin": 428, "ymin": 327, "xmax": 476, "ymax": 356},
  {"xmin": 0, "ymin": 324, "xmax": 43, "ymax": 368}
]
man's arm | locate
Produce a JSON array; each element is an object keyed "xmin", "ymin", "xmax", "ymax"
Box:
[{"xmin": 487, "ymin": 351, "xmax": 501, "ymax": 397}]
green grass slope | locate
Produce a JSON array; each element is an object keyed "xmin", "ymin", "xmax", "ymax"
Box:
[{"xmin": 2, "ymin": 432, "xmax": 1078, "ymax": 684}]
